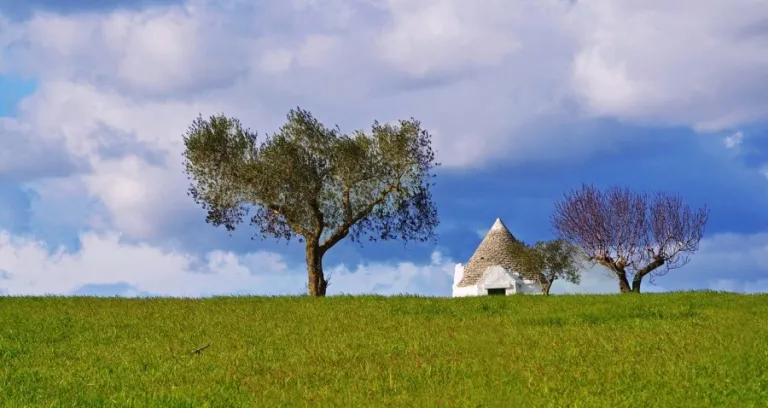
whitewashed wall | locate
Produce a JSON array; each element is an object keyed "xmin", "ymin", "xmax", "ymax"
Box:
[{"xmin": 452, "ymin": 264, "xmax": 542, "ymax": 297}]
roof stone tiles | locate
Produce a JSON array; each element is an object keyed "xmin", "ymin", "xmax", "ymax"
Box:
[{"xmin": 457, "ymin": 218, "xmax": 538, "ymax": 287}]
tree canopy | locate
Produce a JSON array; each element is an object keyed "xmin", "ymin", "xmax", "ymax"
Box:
[
  {"xmin": 507, "ymin": 239, "xmax": 582, "ymax": 295},
  {"xmin": 182, "ymin": 108, "xmax": 440, "ymax": 296}
]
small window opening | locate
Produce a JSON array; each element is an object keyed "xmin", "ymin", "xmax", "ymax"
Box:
[{"xmin": 487, "ymin": 288, "xmax": 506, "ymax": 296}]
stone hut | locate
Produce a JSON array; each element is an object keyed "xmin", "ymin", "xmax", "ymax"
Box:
[{"xmin": 452, "ymin": 218, "xmax": 543, "ymax": 297}]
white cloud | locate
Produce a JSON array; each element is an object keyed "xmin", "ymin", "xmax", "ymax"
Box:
[
  {"xmin": 375, "ymin": 0, "xmax": 523, "ymax": 77},
  {"xmin": 7, "ymin": 6, "xmax": 250, "ymax": 97},
  {"xmin": 0, "ymin": 229, "xmax": 455, "ymax": 296},
  {"xmin": 3, "ymin": 0, "xmax": 764, "ymax": 172},
  {"xmin": 296, "ymin": 34, "xmax": 342, "ymax": 68},
  {"xmin": 5, "ymin": 80, "xmax": 242, "ymax": 239},
  {"xmin": 259, "ymin": 48, "xmax": 294, "ymax": 74},
  {"xmin": 1, "ymin": 228, "xmax": 766, "ymax": 296},
  {"xmin": 80, "ymin": 155, "xmax": 192, "ymax": 238},
  {"xmin": 708, "ymin": 279, "xmax": 768, "ymax": 293},
  {"xmin": 0, "ymin": 117, "xmax": 78, "ymax": 180},
  {"xmin": 553, "ymin": 231, "xmax": 768, "ymax": 294},
  {"xmin": 567, "ymin": 0, "xmax": 768, "ymax": 129},
  {"xmin": 724, "ymin": 131, "xmax": 743, "ymax": 148},
  {"xmin": 691, "ymin": 232, "xmax": 768, "ymax": 270},
  {"xmin": 551, "ymin": 266, "xmax": 669, "ymax": 295}
]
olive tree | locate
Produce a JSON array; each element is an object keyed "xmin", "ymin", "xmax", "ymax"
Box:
[
  {"xmin": 507, "ymin": 239, "xmax": 582, "ymax": 295},
  {"xmin": 551, "ymin": 184, "xmax": 709, "ymax": 293},
  {"xmin": 182, "ymin": 108, "xmax": 439, "ymax": 296}
]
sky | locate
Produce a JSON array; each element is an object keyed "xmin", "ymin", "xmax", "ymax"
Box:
[{"xmin": 1, "ymin": 0, "xmax": 767, "ymax": 297}]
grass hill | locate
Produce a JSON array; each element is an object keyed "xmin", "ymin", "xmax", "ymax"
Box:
[{"xmin": 1, "ymin": 292, "xmax": 766, "ymax": 407}]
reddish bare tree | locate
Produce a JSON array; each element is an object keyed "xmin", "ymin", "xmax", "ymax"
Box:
[{"xmin": 551, "ymin": 184, "xmax": 709, "ymax": 293}]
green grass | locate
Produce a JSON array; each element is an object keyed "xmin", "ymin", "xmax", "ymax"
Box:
[{"xmin": 1, "ymin": 292, "xmax": 767, "ymax": 407}]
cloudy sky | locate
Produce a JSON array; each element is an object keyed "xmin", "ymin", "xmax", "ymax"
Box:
[{"xmin": 1, "ymin": 0, "xmax": 767, "ymax": 297}]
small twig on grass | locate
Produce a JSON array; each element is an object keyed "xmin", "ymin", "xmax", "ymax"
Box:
[{"xmin": 191, "ymin": 344, "xmax": 211, "ymax": 355}]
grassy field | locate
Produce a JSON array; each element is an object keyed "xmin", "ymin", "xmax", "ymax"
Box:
[{"xmin": 1, "ymin": 292, "xmax": 767, "ymax": 407}]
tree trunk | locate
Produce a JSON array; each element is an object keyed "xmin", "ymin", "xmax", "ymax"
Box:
[
  {"xmin": 630, "ymin": 258, "xmax": 664, "ymax": 294},
  {"xmin": 542, "ymin": 281, "xmax": 553, "ymax": 296},
  {"xmin": 631, "ymin": 274, "xmax": 643, "ymax": 293},
  {"xmin": 306, "ymin": 241, "xmax": 328, "ymax": 297},
  {"xmin": 616, "ymin": 271, "xmax": 632, "ymax": 293},
  {"xmin": 596, "ymin": 259, "xmax": 632, "ymax": 294}
]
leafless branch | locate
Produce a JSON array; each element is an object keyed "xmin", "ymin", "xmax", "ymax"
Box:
[{"xmin": 552, "ymin": 184, "xmax": 708, "ymax": 293}]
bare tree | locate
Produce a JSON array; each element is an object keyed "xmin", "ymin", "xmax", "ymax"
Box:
[
  {"xmin": 507, "ymin": 239, "xmax": 583, "ymax": 295},
  {"xmin": 182, "ymin": 108, "xmax": 439, "ymax": 296},
  {"xmin": 551, "ymin": 184, "xmax": 708, "ymax": 293}
]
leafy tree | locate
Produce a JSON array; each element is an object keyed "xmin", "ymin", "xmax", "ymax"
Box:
[
  {"xmin": 551, "ymin": 184, "xmax": 709, "ymax": 293},
  {"xmin": 507, "ymin": 239, "xmax": 582, "ymax": 295},
  {"xmin": 182, "ymin": 108, "xmax": 440, "ymax": 296}
]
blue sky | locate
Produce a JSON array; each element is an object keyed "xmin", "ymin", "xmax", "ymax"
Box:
[
  {"xmin": 0, "ymin": 75, "xmax": 35, "ymax": 116},
  {"xmin": 1, "ymin": 0, "xmax": 768, "ymax": 297}
]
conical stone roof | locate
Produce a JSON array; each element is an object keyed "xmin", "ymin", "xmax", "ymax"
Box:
[{"xmin": 457, "ymin": 218, "xmax": 526, "ymax": 287}]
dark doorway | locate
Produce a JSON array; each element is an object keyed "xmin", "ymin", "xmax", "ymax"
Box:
[{"xmin": 487, "ymin": 288, "xmax": 506, "ymax": 296}]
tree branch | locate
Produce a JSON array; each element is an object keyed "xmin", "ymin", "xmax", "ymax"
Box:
[
  {"xmin": 635, "ymin": 257, "xmax": 665, "ymax": 279},
  {"xmin": 321, "ymin": 163, "xmax": 413, "ymax": 252},
  {"xmin": 310, "ymin": 199, "xmax": 325, "ymax": 238},
  {"xmin": 320, "ymin": 184, "xmax": 401, "ymax": 252},
  {"xmin": 267, "ymin": 204, "xmax": 313, "ymax": 238},
  {"xmin": 342, "ymin": 185, "xmax": 353, "ymax": 225}
]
